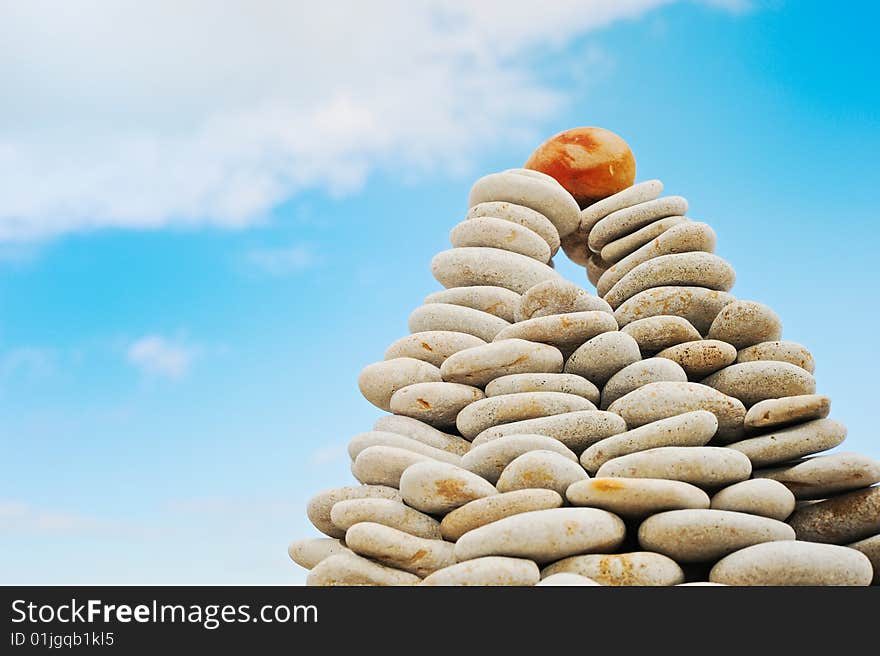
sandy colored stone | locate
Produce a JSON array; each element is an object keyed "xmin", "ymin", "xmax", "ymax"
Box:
[
  {"xmin": 537, "ymin": 573, "xmax": 602, "ymax": 586},
  {"xmin": 409, "ymin": 302, "xmax": 510, "ymax": 342},
  {"xmin": 399, "ymin": 460, "xmax": 497, "ymax": 515},
  {"xmin": 358, "ymin": 357, "xmax": 442, "ymax": 412},
  {"xmin": 431, "ymin": 247, "xmax": 560, "ymax": 294},
  {"xmin": 542, "ymin": 552, "xmax": 684, "ymax": 586},
  {"xmin": 788, "ymin": 487, "xmax": 880, "ymax": 544},
  {"xmin": 440, "ymin": 338, "xmax": 563, "ymax": 388},
  {"xmin": 456, "ymin": 391, "xmax": 595, "ymax": 440},
  {"xmin": 454, "ymin": 507, "xmax": 626, "ymax": 563},
  {"xmin": 600, "ymin": 357, "xmax": 688, "ymax": 410},
  {"xmin": 307, "ymin": 485, "xmax": 402, "ymax": 539},
  {"xmin": 486, "ymin": 373, "xmax": 599, "ymax": 405},
  {"xmin": 847, "ymin": 534, "xmax": 880, "ymax": 585},
  {"xmin": 614, "ymin": 286, "xmax": 736, "ymax": 334},
  {"xmin": 424, "ymin": 286, "xmax": 521, "ymax": 322},
  {"xmin": 586, "ymin": 252, "xmax": 611, "ymax": 287},
  {"xmin": 607, "ymin": 381, "xmax": 746, "ymax": 442},
  {"xmin": 472, "ymin": 410, "xmax": 627, "ymax": 453},
  {"xmin": 467, "ymin": 201, "xmax": 560, "ymax": 255},
  {"xmin": 709, "ymin": 541, "xmax": 873, "ymax": 586},
  {"xmin": 725, "ymin": 418, "xmax": 847, "ymax": 467},
  {"xmin": 580, "ymin": 411, "xmax": 718, "ymax": 473},
  {"xmin": 461, "ymin": 434, "xmax": 577, "ymax": 484},
  {"xmin": 599, "ymin": 216, "xmax": 689, "ymax": 264},
  {"xmin": 565, "ymin": 331, "xmax": 641, "ymax": 386},
  {"xmin": 496, "ymin": 449, "xmax": 589, "ymax": 496},
  {"xmin": 451, "ymin": 216, "xmax": 551, "ymax": 262},
  {"xmin": 745, "ymin": 394, "xmax": 830, "ymax": 429},
  {"xmin": 307, "ymin": 553, "xmax": 420, "ymax": 586},
  {"xmin": 737, "ymin": 340, "xmax": 816, "ymax": 374},
  {"xmin": 351, "ymin": 445, "xmax": 434, "ymax": 487},
  {"xmin": 440, "ymin": 489, "xmax": 563, "ymax": 541},
  {"xmin": 390, "ymin": 381, "xmax": 484, "ymax": 428},
  {"xmin": 707, "ymin": 301, "xmax": 782, "ymax": 349},
  {"xmin": 578, "ymin": 180, "xmax": 664, "ymax": 235},
  {"xmin": 515, "ymin": 279, "xmax": 612, "ymax": 322},
  {"xmin": 493, "ymin": 311, "xmax": 618, "ymax": 352},
  {"xmin": 287, "ymin": 538, "xmax": 353, "ymax": 570},
  {"xmin": 596, "ymin": 446, "xmax": 752, "ymax": 489},
  {"xmin": 701, "ymin": 361, "xmax": 816, "ymax": 408},
  {"xmin": 345, "ymin": 522, "xmax": 455, "ymax": 577},
  {"xmin": 347, "ymin": 431, "xmax": 461, "ymax": 465},
  {"xmin": 755, "ymin": 452, "xmax": 880, "ymax": 500},
  {"xmin": 589, "ymin": 196, "xmax": 689, "ymax": 252},
  {"xmin": 655, "ymin": 340, "xmax": 737, "ymax": 379},
  {"xmin": 710, "ymin": 479, "xmax": 796, "ymax": 521},
  {"xmin": 420, "ymin": 556, "xmax": 540, "ymax": 586},
  {"xmin": 620, "ymin": 316, "xmax": 702, "ymax": 354},
  {"xmin": 373, "ymin": 415, "xmax": 471, "ymax": 456},
  {"xmin": 384, "ymin": 330, "xmax": 486, "ymax": 368},
  {"xmin": 330, "ymin": 498, "xmax": 442, "ymax": 540},
  {"xmin": 566, "ymin": 477, "xmax": 710, "ymax": 517},
  {"xmin": 638, "ymin": 509, "xmax": 795, "ymax": 563}
]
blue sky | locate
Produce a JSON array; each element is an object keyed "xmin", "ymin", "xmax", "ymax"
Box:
[{"xmin": 1, "ymin": 1, "xmax": 878, "ymax": 584}]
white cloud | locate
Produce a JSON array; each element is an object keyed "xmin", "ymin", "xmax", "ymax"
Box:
[
  {"xmin": 0, "ymin": 347, "xmax": 56, "ymax": 381},
  {"xmin": 0, "ymin": 1, "xmax": 745, "ymax": 241},
  {"xmin": 309, "ymin": 443, "xmax": 348, "ymax": 466},
  {"xmin": 0, "ymin": 500, "xmax": 102, "ymax": 534},
  {"xmin": 126, "ymin": 335, "xmax": 194, "ymax": 378},
  {"xmin": 244, "ymin": 243, "xmax": 317, "ymax": 276}
]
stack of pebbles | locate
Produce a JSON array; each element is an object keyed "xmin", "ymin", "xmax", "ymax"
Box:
[{"xmin": 288, "ymin": 170, "xmax": 880, "ymax": 586}]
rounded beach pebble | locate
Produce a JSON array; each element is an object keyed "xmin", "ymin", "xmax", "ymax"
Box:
[
  {"xmin": 600, "ymin": 357, "xmax": 688, "ymax": 410},
  {"xmin": 620, "ymin": 315, "xmax": 702, "ymax": 354},
  {"xmin": 330, "ymin": 498, "xmax": 442, "ymax": 540},
  {"xmin": 385, "ymin": 331, "xmax": 486, "ymax": 368},
  {"xmin": 493, "ymin": 310, "xmax": 618, "ymax": 352},
  {"xmin": 537, "ymin": 573, "xmax": 602, "ymax": 586},
  {"xmin": 707, "ymin": 301, "xmax": 782, "ymax": 349},
  {"xmin": 409, "ymin": 302, "xmax": 510, "ymax": 342},
  {"xmin": 786, "ymin": 486, "xmax": 880, "ymax": 544},
  {"xmin": 655, "ymin": 340, "xmax": 737, "ymax": 379},
  {"xmin": 744, "ymin": 394, "xmax": 830, "ymax": 429},
  {"xmin": 516, "ymin": 279, "xmax": 612, "ymax": 322},
  {"xmin": 566, "ymin": 477, "xmax": 710, "ymax": 517},
  {"xmin": 461, "ymin": 434, "xmax": 577, "ymax": 484},
  {"xmin": 614, "ymin": 286, "xmax": 736, "ymax": 334},
  {"xmin": 431, "ymin": 247, "xmax": 559, "ymax": 294},
  {"xmin": 440, "ymin": 489, "xmax": 563, "ymax": 542},
  {"xmin": 358, "ymin": 358, "xmax": 442, "ymax": 412},
  {"xmin": 495, "ymin": 449, "xmax": 589, "ymax": 495},
  {"xmin": 578, "ymin": 179, "xmax": 663, "ymax": 235},
  {"xmin": 372, "ymin": 414, "xmax": 471, "ymax": 456},
  {"xmin": 399, "ymin": 461, "xmax": 497, "ymax": 515},
  {"xmin": 710, "ymin": 479, "xmax": 796, "ymax": 521},
  {"xmin": 565, "ymin": 331, "xmax": 641, "ymax": 386},
  {"xmin": 440, "ymin": 338, "xmax": 563, "ymax": 388},
  {"xmin": 288, "ymin": 538, "xmax": 353, "ymax": 570},
  {"xmin": 541, "ymin": 552, "xmax": 684, "ymax": 586},
  {"xmin": 424, "ymin": 286, "xmax": 521, "ymax": 323},
  {"xmin": 307, "ymin": 553, "xmax": 420, "ymax": 586},
  {"xmin": 485, "ymin": 372, "xmax": 600, "ymax": 404},
  {"xmin": 456, "ymin": 391, "xmax": 594, "ymax": 440},
  {"xmin": 389, "ymin": 381, "xmax": 484, "ymax": 428},
  {"xmin": 701, "ymin": 361, "xmax": 816, "ymax": 408},
  {"xmin": 589, "ymin": 196, "xmax": 689, "ymax": 252},
  {"xmin": 466, "ymin": 201, "xmax": 561, "ymax": 256},
  {"xmin": 596, "ymin": 446, "xmax": 752, "ymax": 489},
  {"xmin": 419, "ymin": 556, "xmax": 540, "ymax": 586},
  {"xmin": 736, "ymin": 340, "xmax": 815, "ymax": 373},
  {"xmin": 725, "ymin": 418, "xmax": 847, "ymax": 467},
  {"xmin": 471, "ymin": 410, "xmax": 626, "ymax": 453},
  {"xmin": 307, "ymin": 485, "xmax": 401, "ymax": 538},
  {"xmin": 450, "ymin": 216, "xmax": 551, "ymax": 262},
  {"xmin": 753, "ymin": 452, "xmax": 880, "ymax": 499}
]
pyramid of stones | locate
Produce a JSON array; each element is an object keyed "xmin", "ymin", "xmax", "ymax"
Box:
[{"xmin": 289, "ymin": 167, "xmax": 880, "ymax": 586}]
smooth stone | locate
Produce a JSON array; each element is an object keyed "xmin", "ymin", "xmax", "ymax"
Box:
[
  {"xmin": 600, "ymin": 216, "xmax": 688, "ymax": 264},
  {"xmin": 409, "ymin": 302, "xmax": 510, "ymax": 342},
  {"xmin": 287, "ymin": 538, "xmax": 353, "ymax": 569},
  {"xmin": 710, "ymin": 479, "xmax": 796, "ymax": 521},
  {"xmin": 586, "ymin": 252, "xmax": 611, "ymax": 287},
  {"xmin": 306, "ymin": 553, "xmax": 420, "ymax": 586},
  {"xmin": 440, "ymin": 338, "xmax": 563, "ymax": 388},
  {"xmin": 486, "ymin": 373, "xmax": 600, "ymax": 405},
  {"xmin": 578, "ymin": 180, "xmax": 664, "ymax": 235},
  {"xmin": 600, "ymin": 358, "xmax": 688, "ymax": 410},
  {"xmin": 597, "ymin": 221, "xmax": 716, "ymax": 295},
  {"xmin": 737, "ymin": 340, "xmax": 816, "ymax": 374},
  {"xmin": 745, "ymin": 394, "xmax": 830, "ymax": 429},
  {"xmin": 456, "ymin": 391, "xmax": 595, "ymax": 440},
  {"xmin": 472, "ymin": 410, "xmax": 627, "ymax": 453},
  {"xmin": 541, "ymin": 552, "xmax": 685, "ymax": 586},
  {"xmin": 537, "ymin": 573, "xmax": 602, "ymax": 586},
  {"xmin": 656, "ymin": 340, "xmax": 738, "ymax": 379},
  {"xmin": 725, "ymin": 419, "xmax": 847, "ymax": 467},
  {"xmin": 496, "ymin": 450, "xmax": 589, "ymax": 496},
  {"xmin": 347, "ymin": 431, "xmax": 461, "ymax": 465},
  {"xmin": 620, "ymin": 316, "xmax": 702, "ymax": 354},
  {"xmin": 432, "ymin": 247, "xmax": 559, "ymax": 294},
  {"xmin": 373, "ymin": 415, "xmax": 471, "ymax": 456},
  {"xmin": 351, "ymin": 445, "xmax": 434, "ymax": 487},
  {"xmin": 676, "ymin": 582, "xmax": 727, "ymax": 586},
  {"xmin": 560, "ymin": 224, "xmax": 591, "ymax": 266},
  {"xmin": 493, "ymin": 311, "xmax": 619, "ymax": 352},
  {"xmin": 607, "ymin": 381, "xmax": 746, "ymax": 442},
  {"xmin": 701, "ymin": 361, "xmax": 816, "ymax": 408},
  {"xmin": 847, "ymin": 534, "xmax": 880, "ymax": 585},
  {"xmin": 566, "ymin": 477, "xmax": 710, "ymax": 517},
  {"xmin": 516, "ymin": 279, "xmax": 612, "ymax": 322},
  {"xmin": 399, "ymin": 461, "xmax": 497, "ymax": 515},
  {"xmin": 580, "ymin": 411, "xmax": 718, "ymax": 473},
  {"xmin": 709, "ymin": 541, "xmax": 873, "ymax": 586},
  {"xmin": 424, "ymin": 286, "xmax": 521, "ymax": 323},
  {"xmin": 461, "ymin": 434, "xmax": 577, "ymax": 484},
  {"xmin": 467, "ymin": 201, "xmax": 561, "ymax": 255},
  {"xmin": 589, "ymin": 196, "xmax": 689, "ymax": 252},
  {"xmin": 564, "ymin": 331, "xmax": 641, "ymax": 386},
  {"xmin": 614, "ymin": 286, "xmax": 737, "ymax": 334},
  {"xmin": 440, "ymin": 489, "xmax": 564, "ymax": 541},
  {"xmin": 638, "ymin": 509, "xmax": 795, "ymax": 563},
  {"xmin": 469, "ymin": 171, "xmax": 581, "ymax": 237},
  {"xmin": 604, "ymin": 252, "xmax": 736, "ymax": 310},
  {"xmin": 420, "ymin": 556, "xmax": 540, "ymax": 586},
  {"xmin": 755, "ymin": 452, "xmax": 880, "ymax": 499},
  {"xmin": 596, "ymin": 446, "xmax": 752, "ymax": 489},
  {"xmin": 390, "ymin": 381, "xmax": 484, "ymax": 428},
  {"xmin": 385, "ymin": 330, "xmax": 486, "ymax": 368},
  {"xmin": 788, "ymin": 487, "xmax": 880, "ymax": 544},
  {"xmin": 307, "ymin": 485, "xmax": 402, "ymax": 539},
  {"xmin": 345, "ymin": 522, "xmax": 454, "ymax": 577},
  {"xmin": 707, "ymin": 301, "xmax": 782, "ymax": 349},
  {"xmin": 330, "ymin": 498, "xmax": 442, "ymax": 539},
  {"xmin": 454, "ymin": 507, "xmax": 626, "ymax": 564},
  {"xmin": 358, "ymin": 358, "xmax": 442, "ymax": 412},
  {"xmin": 451, "ymin": 216, "xmax": 551, "ymax": 262}
]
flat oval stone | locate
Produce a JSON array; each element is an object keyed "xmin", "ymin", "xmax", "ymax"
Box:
[
  {"xmin": 589, "ymin": 196, "xmax": 689, "ymax": 252},
  {"xmin": 399, "ymin": 461, "xmax": 497, "ymax": 515},
  {"xmin": 736, "ymin": 340, "xmax": 815, "ymax": 374},
  {"xmin": 596, "ymin": 446, "xmax": 752, "ymax": 489},
  {"xmin": 710, "ymin": 479, "xmax": 795, "ymax": 520},
  {"xmin": 385, "ymin": 330, "xmax": 486, "ymax": 368},
  {"xmin": 566, "ymin": 477, "xmax": 710, "ymax": 517},
  {"xmin": 451, "ymin": 216, "xmax": 551, "ymax": 262},
  {"xmin": 755, "ymin": 452, "xmax": 880, "ymax": 499},
  {"xmin": 409, "ymin": 302, "xmax": 510, "ymax": 342},
  {"xmin": 496, "ymin": 450, "xmax": 589, "ymax": 495},
  {"xmin": 472, "ymin": 410, "xmax": 627, "ymax": 453},
  {"xmin": 578, "ymin": 180, "xmax": 664, "ymax": 235},
  {"xmin": 461, "ymin": 434, "xmax": 577, "ymax": 484},
  {"xmin": 390, "ymin": 381, "xmax": 484, "ymax": 428},
  {"xmin": 467, "ymin": 201, "xmax": 561, "ymax": 255},
  {"xmin": 745, "ymin": 394, "xmax": 830, "ymax": 429},
  {"xmin": 542, "ymin": 551, "xmax": 684, "ymax": 586},
  {"xmin": 493, "ymin": 311, "xmax": 619, "ymax": 352},
  {"xmin": 424, "ymin": 286, "xmax": 521, "ymax": 322},
  {"xmin": 307, "ymin": 553, "xmax": 420, "ymax": 586},
  {"xmin": 709, "ymin": 541, "xmax": 873, "ymax": 586},
  {"xmin": 330, "ymin": 498, "xmax": 442, "ymax": 539},
  {"xmin": 620, "ymin": 316, "xmax": 702, "ymax": 354},
  {"xmin": 516, "ymin": 279, "xmax": 612, "ymax": 322},
  {"xmin": 564, "ymin": 331, "xmax": 641, "ymax": 386},
  {"xmin": 638, "ymin": 509, "xmax": 795, "ymax": 562},
  {"xmin": 787, "ymin": 487, "xmax": 880, "ymax": 544},
  {"xmin": 373, "ymin": 415, "xmax": 471, "ymax": 456},
  {"xmin": 456, "ymin": 391, "xmax": 595, "ymax": 440},
  {"xmin": 600, "ymin": 358, "xmax": 688, "ymax": 410},
  {"xmin": 707, "ymin": 301, "xmax": 782, "ymax": 349},
  {"xmin": 288, "ymin": 538, "xmax": 353, "ymax": 569},
  {"xmin": 580, "ymin": 411, "xmax": 718, "ymax": 473},
  {"xmin": 347, "ymin": 431, "xmax": 461, "ymax": 465},
  {"xmin": 454, "ymin": 507, "xmax": 626, "ymax": 564},
  {"xmin": 607, "ymin": 381, "xmax": 746, "ymax": 442},
  {"xmin": 420, "ymin": 556, "xmax": 540, "ymax": 586},
  {"xmin": 440, "ymin": 489, "xmax": 563, "ymax": 541},
  {"xmin": 432, "ymin": 247, "xmax": 560, "ymax": 294},
  {"xmin": 537, "ymin": 573, "xmax": 602, "ymax": 586},
  {"xmin": 655, "ymin": 340, "xmax": 739, "ymax": 379},
  {"xmin": 351, "ymin": 445, "xmax": 434, "ymax": 487},
  {"xmin": 597, "ymin": 221, "xmax": 717, "ymax": 295},
  {"xmin": 725, "ymin": 418, "xmax": 847, "ymax": 467},
  {"xmin": 701, "ymin": 361, "xmax": 816, "ymax": 408},
  {"xmin": 614, "ymin": 286, "xmax": 736, "ymax": 334},
  {"xmin": 307, "ymin": 485, "xmax": 402, "ymax": 538},
  {"xmin": 358, "ymin": 358, "xmax": 442, "ymax": 412},
  {"xmin": 345, "ymin": 522, "xmax": 455, "ymax": 577},
  {"xmin": 440, "ymin": 338, "xmax": 563, "ymax": 388},
  {"xmin": 604, "ymin": 252, "xmax": 736, "ymax": 310},
  {"xmin": 847, "ymin": 534, "xmax": 880, "ymax": 585},
  {"xmin": 486, "ymin": 373, "xmax": 600, "ymax": 405},
  {"xmin": 599, "ymin": 216, "xmax": 689, "ymax": 264}
]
